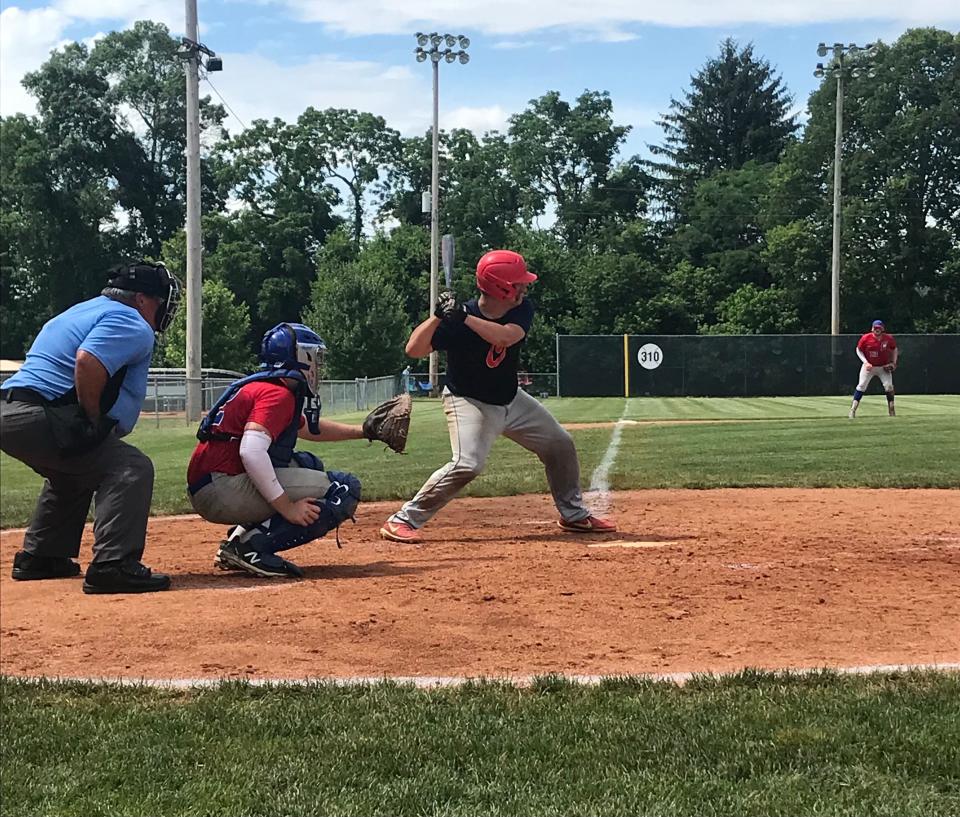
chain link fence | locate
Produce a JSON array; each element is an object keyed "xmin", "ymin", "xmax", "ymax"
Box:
[
  {"xmin": 402, "ymin": 371, "xmax": 558, "ymax": 398},
  {"xmin": 140, "ymin": 369, "xmax": 401, "ymax": 422}
]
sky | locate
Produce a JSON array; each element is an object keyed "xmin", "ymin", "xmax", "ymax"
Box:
[{"xmin": 1, "ymin": 0, "xmax": 958, "ymax": 163}]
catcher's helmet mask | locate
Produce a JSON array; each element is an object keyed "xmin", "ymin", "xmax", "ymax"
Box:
[
  {"xmin": 259, "ymin": 323, "xmax": 327, "ymax": 397},
  {"xmin": 107, "ymin": 261, "xmax": 182, "ymax": 333},
  {"xmin": 476, "ymin": 250, "xmax": 537, "ymax": 300}
]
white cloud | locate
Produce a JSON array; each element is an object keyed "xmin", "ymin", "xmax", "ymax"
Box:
[
  {"xmin": 53, "ymin": 0, "xmax": 182, "ymax": 29},
  {"xmin": 1, "ymin": 1, "xmax": 183, "ymax": 117},
  {"xmin": 0, "ymin": 7, "xmax": 70, "ymax": 116},
  {"xmin": 204, "ymin": 52, "xmax": 435, "ymax": 136},
  {"xmin": 273, "ymin": 0, "xmax": 960, "ymax": 35},
  {"xmin": 443, "ymin": 105, "xmax": 510, "ymax": 134},
  {"xmin": 492, "ymin": 40, "xmax": 538, "ymax": 50}
]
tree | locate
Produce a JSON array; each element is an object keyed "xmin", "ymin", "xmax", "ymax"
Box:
[
  {"xmin": 23, "ymin": 23, "xmax": 225, "ymax": 259},
  {"xmin": 0, "ymin": 110, "xmax": 117, "ymax": 357},
  {"xmin": 87, "ymin": 21, "xmax": 226, "ymax": 255},
  {"xmin": 289, "ymin": 108, "xmax": 401, "ymax": 245},
  {"xmin": 508, "ymin": 91, "xmax": 648, "ymax": 246},
  {"xmin": 775, "ymin": 27, "xmax": 960, "ymax": 332},
  {"xmin": 159, "ymin": 278, "xmax": 254, "ymax": 372},
  {"xmin": 305, "ymin": 237, "xmax": 410, "ymax": 379},
  {"xmin": 650, "ymin": 39, "xmax": 798, "ymax": 218}
]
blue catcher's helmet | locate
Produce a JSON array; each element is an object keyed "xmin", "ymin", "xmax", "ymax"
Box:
[{"xmin": 259, "ymin": 323, "xmax": 327, "ymax": 396}]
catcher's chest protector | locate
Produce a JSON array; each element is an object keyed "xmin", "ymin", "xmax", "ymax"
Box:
[{"xmin": 196, "ymin": 372, "xmax": 307, "ymax": 467}]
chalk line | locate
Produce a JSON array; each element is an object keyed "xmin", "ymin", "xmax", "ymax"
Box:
[
  {"xmin": 5, "ymin": 663, "xmax": 958, "ymax": 690},
  {"xmin": 584, "ymin": 399, "xmax": 631, "ymax": 517}
]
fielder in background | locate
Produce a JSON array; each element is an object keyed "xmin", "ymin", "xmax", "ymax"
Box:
[
  {"xmin": 849, "ymin": 319, "xmax": 899, "ymax": 419},
  {"xmin": 0, "ymin": 261, "xmax": 181, "ymax": 594},
  {"xmin": 187, "ymin": 323, "xmax": 409, "ymax": 579},
  {"xmin": 380, "ymin": 249, "xmax": 616, "ymax": 544}
]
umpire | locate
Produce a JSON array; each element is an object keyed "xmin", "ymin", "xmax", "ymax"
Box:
[{"xmin": 0, "ymin": 261, "xmax": 181, "ymax": 594}]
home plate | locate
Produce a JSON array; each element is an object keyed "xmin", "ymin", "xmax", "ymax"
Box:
[{"xmin": 587, "ymin": 540, "xmax": 679, "ymax": 549}]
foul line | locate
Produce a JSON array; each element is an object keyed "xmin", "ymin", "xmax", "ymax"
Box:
[
  {"xmin": 585, "ymin": 398, "xmax": 631, "ymax": 516},
  {"xmin": 4, "ymin": 663, "xmax": 959, "ymax": 690}
]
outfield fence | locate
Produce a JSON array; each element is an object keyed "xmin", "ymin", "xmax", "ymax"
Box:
[{"xmin": 557, "ymin": 334, "xmax": 960, "ymax": 397}]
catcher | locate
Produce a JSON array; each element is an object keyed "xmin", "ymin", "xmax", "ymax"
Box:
[{"xmin": 186, "ymin": 322, "xmax": 410, "ymax": 578}]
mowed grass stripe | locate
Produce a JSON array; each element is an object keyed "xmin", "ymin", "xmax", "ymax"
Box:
[{"xmin": 2, "ymin": 672, "xmax": 958, "ymax": 817}]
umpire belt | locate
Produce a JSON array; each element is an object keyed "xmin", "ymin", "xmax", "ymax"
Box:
[
  {"xmin": 188, "ymin": 473, "xmax": 214, "ymax": 496},
  {"xmin": 2, "ymin": 387, "xmax": 80, "ymax": 408},
  {"xmin": 2, "ymin": 387, "xmax": 48, "ymax": 405}
]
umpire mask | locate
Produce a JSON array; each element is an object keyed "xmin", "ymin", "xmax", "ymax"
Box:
[{"xmin": 107, "ymin": 261, "xmax": 182, "ymax": 334}]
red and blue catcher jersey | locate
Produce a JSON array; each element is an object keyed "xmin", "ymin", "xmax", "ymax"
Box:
[
  {"xmin": 857, "ymin": 332, "xmax": 897, "ymax": 366},
  {"xmin": 187, "ymin": 381, "xmax": 301, "ymax": 483}
]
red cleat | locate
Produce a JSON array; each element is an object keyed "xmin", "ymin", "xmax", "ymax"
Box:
[
  {"xmin": 379, "ymin": 519, "xmax": 422, "ymax": 543},
  {"xmin": 558, "ymin": 515, "xmax": 617, "ymax": 533}
]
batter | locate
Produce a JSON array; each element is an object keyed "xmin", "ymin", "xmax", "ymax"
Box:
[{"xmin": 380, "ymin": 250, "xmax": 616, "ymax": 543}]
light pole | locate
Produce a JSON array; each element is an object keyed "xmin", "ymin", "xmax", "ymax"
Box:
[
  {"xmin": 178, "ymin": 1, "xmax": 221, "ymax": 420},
  {"xmin": 414, "ymin": 32, "xmax": 470, "ymax": 392},
  {"xmin": 814, "ymin": 42, "xmax": 876, "ymax": 336}
]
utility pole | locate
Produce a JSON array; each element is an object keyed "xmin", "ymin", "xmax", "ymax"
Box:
[
  {"xmin": 179, "ymin": 2, "xmax": 222, "ymax": 419},
  {"xmin": 183, "ymin": 0, "xmax": 202, "ymax": 421}
]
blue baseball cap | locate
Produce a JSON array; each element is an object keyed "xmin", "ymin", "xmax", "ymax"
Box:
[{"xmin": 872, "ymin": 319, "xmax": 885, "ymax": 328}]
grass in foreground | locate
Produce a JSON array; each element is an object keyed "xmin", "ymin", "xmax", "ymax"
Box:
[
  {"xmin": 1, "ymin": 671, "xmax": 958, "ymax": 816},
  {"xmin": 2, "ymin": 397, "xmax": 958, "ymax": 528}
]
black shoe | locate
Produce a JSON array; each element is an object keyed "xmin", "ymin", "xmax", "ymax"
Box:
[
  {"xmin": 82, "ymin": 560, "xmax": 171, "ymax": 594},
  {"xmin": 11, "ymin": 550, "xmax": 81, "ymax": 581}
]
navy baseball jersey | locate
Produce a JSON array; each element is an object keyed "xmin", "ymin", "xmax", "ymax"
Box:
[{"xmin": 431, "ymin": 297, "xmax": 534, "ymax": 405}]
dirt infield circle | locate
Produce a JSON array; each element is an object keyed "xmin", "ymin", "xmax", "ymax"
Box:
[{"xmin": 1, "ymin": 489, "xmax": 958, "ymax": 681}]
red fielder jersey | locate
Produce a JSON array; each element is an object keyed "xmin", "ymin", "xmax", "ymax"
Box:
[
  {"xmin": 857, "ymin": 332, "xmax": 897, "ymax": 366},
  {"xmin": 187, "ymin": 381, "xmax": 302, "ymax": 483}
]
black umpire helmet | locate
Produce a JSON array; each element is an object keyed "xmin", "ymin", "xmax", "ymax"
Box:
[{"xmin": 106, "ymin": 261, "xmax": 182, "ymax": 333}]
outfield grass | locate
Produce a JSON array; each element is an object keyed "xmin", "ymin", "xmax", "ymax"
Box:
[
  {"xmin": 1, "ymin": 672, "xmax": 958, "ymax": 816},
  {"xmin": 2, "ymin": 396, "xmax": 958, "ymax": 528}
]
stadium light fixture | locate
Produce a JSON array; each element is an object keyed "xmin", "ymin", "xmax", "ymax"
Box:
[{"xmin": 413, "ymin": 32, "xmax": 471, "ymax": 394}]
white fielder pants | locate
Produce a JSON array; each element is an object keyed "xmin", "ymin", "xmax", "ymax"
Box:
[{"xmin": 856, "ymin": 363, "xmax": 894, "ymax": 393}]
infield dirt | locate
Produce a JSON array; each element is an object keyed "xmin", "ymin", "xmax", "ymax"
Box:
[{"xmin": 2, "ymin": 489, "xmax": 958, "ymax": 680}]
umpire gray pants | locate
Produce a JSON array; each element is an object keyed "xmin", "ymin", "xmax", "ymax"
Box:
[
  {"xmin": 0, "ymin": 400, "xmax": 154, "ymax": 565},
  {"xmin": 393, "ymin": 388, "xmax": 590, "ymax": 530}
]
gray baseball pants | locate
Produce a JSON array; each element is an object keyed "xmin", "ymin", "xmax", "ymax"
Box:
[
  {"xmin": 392, "ymin": 388, "xmax": 590, "ymax": 529},
  {"xmin": 0, "ymin": 400, "xmax": 154, "ymax": 564},
  {"xmin": 190, "ymin": 462, "xmax": 332, "ymax": 525}
]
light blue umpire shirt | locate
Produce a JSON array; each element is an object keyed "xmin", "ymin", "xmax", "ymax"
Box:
[{"xmin": 4, "ymin": 296, "xmax": 156, "ymax": 436}]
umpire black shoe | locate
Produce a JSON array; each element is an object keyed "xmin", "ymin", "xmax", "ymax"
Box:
[
  {"xmin": 82, "ymin": 559, "xmax": 171, "ymax": 594},
  {"xmin": 11, "ymin": 550, "xmax": 81, "ymax": 581}
]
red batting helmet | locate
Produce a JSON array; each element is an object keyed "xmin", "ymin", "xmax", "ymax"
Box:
[{"xmin": 476, "ymin": 250, "xmax": 538, "ymax": 300}]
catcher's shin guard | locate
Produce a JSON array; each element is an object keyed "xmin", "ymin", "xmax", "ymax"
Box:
[{"xmin": 254, "ymin": 471, "xmax": 362, "ymax": 554}]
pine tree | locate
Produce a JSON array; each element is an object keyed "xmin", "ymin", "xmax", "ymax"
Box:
[{"xmin": 649, "ymin": 39, "xmax": 798, "ymax": 219}]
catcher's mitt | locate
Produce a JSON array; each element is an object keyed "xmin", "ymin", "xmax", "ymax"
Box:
[{"xmin": 362, "ymin": 393, "xmax": 412, "ymax": 454}]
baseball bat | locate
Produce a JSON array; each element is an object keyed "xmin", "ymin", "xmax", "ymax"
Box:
[{"xmin": 441, "ymin": 234, "xmax": 454, "ymax": 289}]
